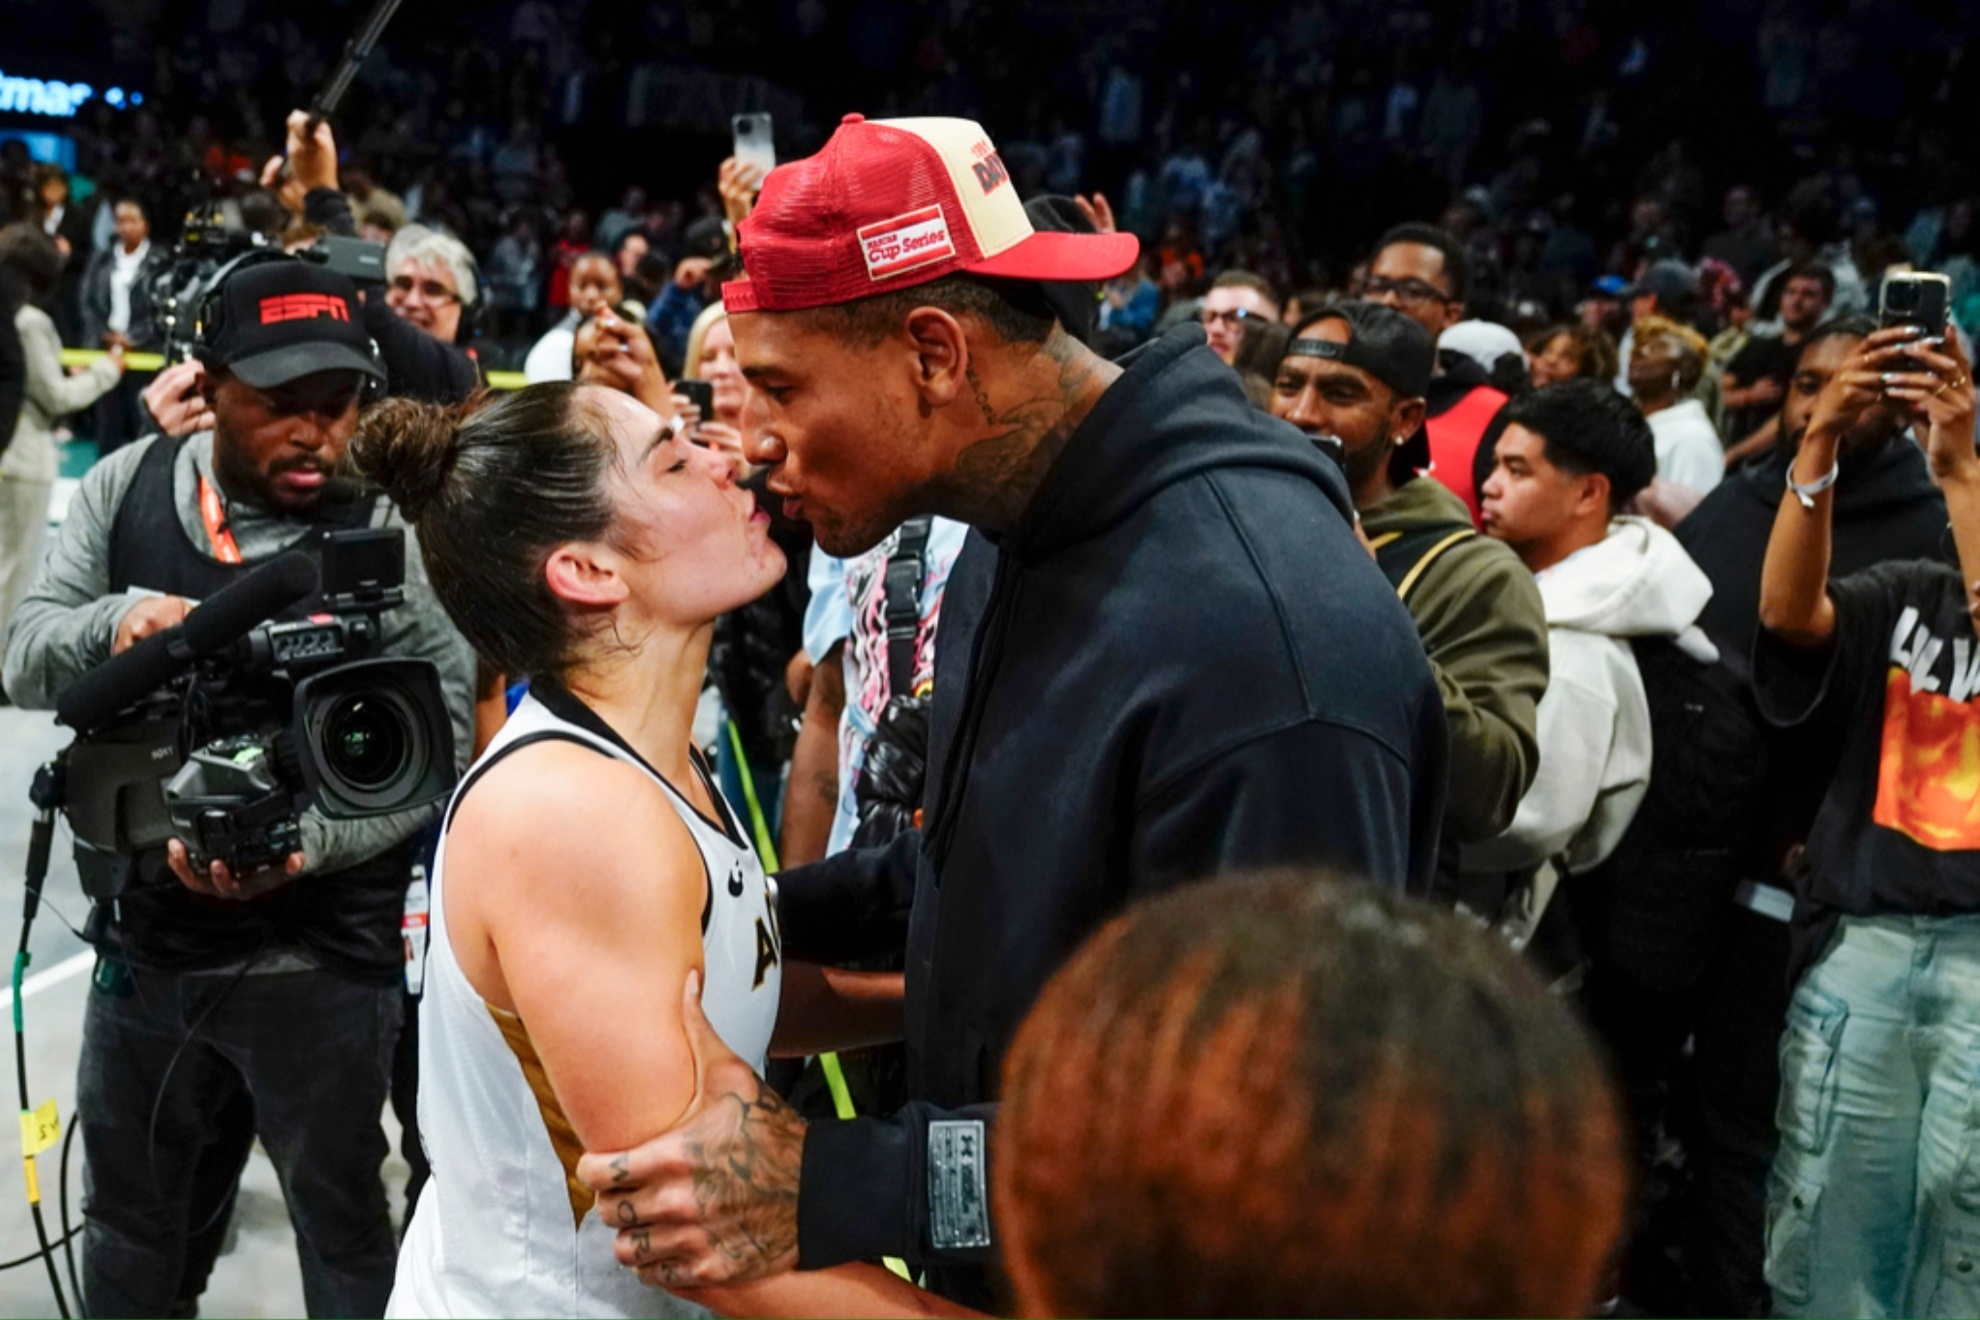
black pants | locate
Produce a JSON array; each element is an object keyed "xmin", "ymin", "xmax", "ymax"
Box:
[
  {"xmin": 1682, "ymin": 906, "xmax": 1791, "ymax": 1317},
  {"xmin": 91, "ymin": 372, "xmax": 154, "ymax": 458},
  {"xmin": 78, "ymin": 959, "xmax": 402, "ymax": 1318}
]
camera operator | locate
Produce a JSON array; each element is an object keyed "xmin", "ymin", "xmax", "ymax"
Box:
[
  {"xmin": 263, "ymin": 110, "xmax": 480, "ymax": 405},
  {"xmin": 0, "ymin": 257, "xmax": 475, "ymax": 1319}
]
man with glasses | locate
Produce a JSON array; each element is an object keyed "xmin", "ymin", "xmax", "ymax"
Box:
[
  {"xmin": 1358, "ymin": 223, "xmax": 1507, "ymax": 522},
  {"xmin": 1197, "ymin": 268, "xmax": 1281, "ymax": 363}
]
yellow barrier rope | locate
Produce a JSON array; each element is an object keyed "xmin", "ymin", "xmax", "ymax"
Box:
[{"xmin": 58, "ymin": 348, "xmax": 527, "ymax": 391}]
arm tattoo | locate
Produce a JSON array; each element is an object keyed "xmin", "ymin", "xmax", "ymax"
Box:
[{"xmin": 681, "ymin": 1079, "xmax": 804, "ymax": 1270}]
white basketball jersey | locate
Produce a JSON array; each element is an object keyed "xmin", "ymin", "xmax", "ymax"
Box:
[{"xmin": 388, "ymin": 690, "xmax": 782, "ymax": 1318}]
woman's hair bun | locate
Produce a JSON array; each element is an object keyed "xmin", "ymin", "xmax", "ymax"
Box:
[{"xmin": 351, "ymin": 396, "xmax": 462, "ymax": 522}]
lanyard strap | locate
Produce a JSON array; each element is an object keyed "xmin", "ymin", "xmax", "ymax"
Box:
[{"xmin": 197, "ymin": 474, "xmax": 243, "ymax": 564}]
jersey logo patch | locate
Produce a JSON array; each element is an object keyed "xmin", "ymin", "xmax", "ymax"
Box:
[
  {"xmin": 727, "ymin": 859, "xmax": 746, "ymax": 898},
  {"xmin": 752, "ymin": 915, "xmax": 781, "ymax": 989}
]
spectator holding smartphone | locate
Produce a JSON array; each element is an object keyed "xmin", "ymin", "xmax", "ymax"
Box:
[{"xmin": 1754, "ymin": 323, "xmax": 1980, "ymax": 1316}]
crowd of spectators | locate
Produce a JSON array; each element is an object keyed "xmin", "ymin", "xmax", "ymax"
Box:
[
  {"xmin": 6, "ymin": 2, "xmax": 1980, "ymax": 1317},
  {"xmin": 5, "ymin": 0, "xmax": 1977, "ymax": 373}
]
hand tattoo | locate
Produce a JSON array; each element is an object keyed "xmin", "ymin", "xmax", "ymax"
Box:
[{"xmin": 681, "ymin": 1076, "xmax": 804, "ymax": 1275}]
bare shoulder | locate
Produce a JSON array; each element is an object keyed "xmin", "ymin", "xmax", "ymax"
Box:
[{"xmin": 447, "ymin": 740, "xmax": 704, "ymax": 908}]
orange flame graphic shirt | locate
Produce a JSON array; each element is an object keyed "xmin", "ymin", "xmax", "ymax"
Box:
[{"xmin": 1873, "ymin": 666, "xmax": 1980, "ymax": 849}]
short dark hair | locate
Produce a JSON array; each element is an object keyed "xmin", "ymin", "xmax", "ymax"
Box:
[
  {"xmin": 996, "ymin": 870, "xmax": 1627, "ymax": 1318},
  {"xmin": 1796, "ymin": 315, "xmax": 1877, "ymax": 362},
  {"xmin": 1210, "ymin": 268, "xmax": 1281, "ymax": 307},
  {"xmin": 1373, "ymin": 222, "xmax": 1470, "ymax": 303},
  {"xmin": 792, "ymin": 274, "xmax": 1055, "ymax": 348},
  {"xmin": 1500, "ymin": 378, "xmax": 1657, "ymax": 510},
  {"xmin": 1781, "ymin": 262, "xmax": 1837, "ymax": 303},
  {"xmin": 0, "ymin": 222, "xmax": 62, "ymax": 306}
]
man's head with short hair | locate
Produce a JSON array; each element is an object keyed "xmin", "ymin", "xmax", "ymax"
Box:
[
  {"xmin": 720, "ymin": 113, "xmax": 1137, "ymax": 556},
  {"xmin": 1361, "ymin": 223, "xmax": 1469, "ymax": 342},
  {"xmin": 1779, "ymin": 263, "xmax": 1836, "ymax": 334},
  {"xmin": 192, "ymin": 260, "xmax": 383, "ymax": 515},
  {"xmin": 1780, "ymin": 316, "xmax": 1898, "ymax": 457},
  {"xmin": 1198, "ymin": 269, "xmax": 1281, "ymax": 362},
  {"xmin": 1480, "ymin": 379, "xmax": 1655, "ymax": 572},
  {"xmin": 1271, "ymin": 302, "xmax": 1433, "ymax": 507}
]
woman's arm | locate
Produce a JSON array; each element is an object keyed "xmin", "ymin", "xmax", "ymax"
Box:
[{"xmin": 447, "ymin": 745, "xmax": 710, "ymax": 1149}]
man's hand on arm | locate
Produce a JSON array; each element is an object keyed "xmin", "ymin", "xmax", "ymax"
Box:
[{"xmin": 578, "ymin": 972, "xmax": 804, "ymax": 1291}]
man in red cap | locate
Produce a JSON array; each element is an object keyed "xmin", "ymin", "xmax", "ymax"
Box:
[{"xmin": 578, "ymin": 114, "xmax": 1447, "ymax": 1309}]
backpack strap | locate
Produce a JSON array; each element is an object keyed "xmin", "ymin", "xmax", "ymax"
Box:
[
  {"xmin": 1372, "ymin": 521, "xmax": 1478, "ymax": 605},
  {"xmin": 882, "ymin": 516, "xmax": 934, "ymax": 698},
  {"xmin": 1395, "ymin": 528, "xmax": 1477, "ymax": 603}
]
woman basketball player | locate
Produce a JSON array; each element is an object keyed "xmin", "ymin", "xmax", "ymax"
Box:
[{"xmin": 354, "ymin": 384, "xmax": 967, "ymax": 1318}]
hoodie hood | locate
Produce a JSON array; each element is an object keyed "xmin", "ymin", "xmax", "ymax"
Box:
[
  {"xmin": 1538, "ymin": 516, "xmax": 1716, "ymax": 657},
  {"xmin": 1007, "ymin": 324, "xmax": 1354, "ymax": 558}
]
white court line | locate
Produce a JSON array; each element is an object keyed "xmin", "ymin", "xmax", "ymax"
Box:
[{"xmin": 0, "ymin": 950, "xmax": 94, "ymax": 1010}]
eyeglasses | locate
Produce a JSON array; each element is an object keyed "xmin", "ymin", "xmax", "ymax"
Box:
[
  {"xmin": 1199, "ymin": 307, "xmax": 1261, "ymax": 327},
  {"xmin": 1355, "ymin": 276, "xmax": 1453, "ymax": 307},
  {"xmin": 389, "ymin": 274, "xmax": 461, "ymax": 304}
]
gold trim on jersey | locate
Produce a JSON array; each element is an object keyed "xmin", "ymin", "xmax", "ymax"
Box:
[{"xmin": 487, "ymin": 1004, "xmax": 591, "ymax": 1229}]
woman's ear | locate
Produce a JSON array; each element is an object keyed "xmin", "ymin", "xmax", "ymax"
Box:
[{"xmin": 544, "ymin": 542, "xmax": 631, "ymax": 609}]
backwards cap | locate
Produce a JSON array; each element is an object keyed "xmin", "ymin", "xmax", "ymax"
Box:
[{"xmin": 723, "ymin": 114, "xmax": 1139, "ymax": 314}]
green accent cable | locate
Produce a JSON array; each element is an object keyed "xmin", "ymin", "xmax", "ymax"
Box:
[
  {"xmin": 720, "ymin": 723, "xmax": 911, "ymax": 1281},
  {"xmin": 11, "ymin": 952, "xmax": 27, "ymax": 1036},
  {"xmin": 723, "ymin": 720, "xmax": 781, "ymax": 871}
]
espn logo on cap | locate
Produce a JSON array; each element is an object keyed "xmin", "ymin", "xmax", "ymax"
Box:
[
  {"xmin": 858, "ymin": 205, "xmax": 956, "ymax": 282},
  {"xmin": 259, "ymin": 293, "xmax": 352, "ymax": 324}
]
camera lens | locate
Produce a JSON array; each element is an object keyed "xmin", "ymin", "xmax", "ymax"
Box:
[{"xmin": 323, "ymin": 694, "xmax": 410, "ymax": 791}]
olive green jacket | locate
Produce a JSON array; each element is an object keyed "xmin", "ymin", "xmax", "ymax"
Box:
[{"xmin": 1363, "ymin": 477, "xmax": 1549, "ymax": 842}]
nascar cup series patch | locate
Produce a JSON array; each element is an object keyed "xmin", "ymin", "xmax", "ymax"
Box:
[{"xmin": 858, "ymin": 205, "xmax": 956, "ymax": 281}]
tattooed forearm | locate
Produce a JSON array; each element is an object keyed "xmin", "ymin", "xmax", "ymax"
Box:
[{"xmin": 681, "ymin": 1080, "xmax": 805, "ymax": 1269}]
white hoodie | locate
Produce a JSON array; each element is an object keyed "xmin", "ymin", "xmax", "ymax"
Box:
[{"xmin": 1465, "ymin": 516, "xmax": 1715, "ymax": 876}]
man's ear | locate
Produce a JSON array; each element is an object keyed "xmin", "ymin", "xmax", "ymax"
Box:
[
  {"xmin": 1576, "ymin": 472, "xmax": 1614, "ymax": 519},
  {"xmin": 1391, "ymin": 397, "xmax": 1428, "ymax": 442},
  {"xmin": 544, "ymin": 542, "xmax": 631, "ymax": 609},
  {"xmin": 1441, "ymin": 301, "xmax": 1466, "ymax": 334},
  {"xmin": 904, "ymin": 306, "xmax": 969, "ymax": 412},
  {"xmin": 198, "ymin": 365, "xmax": 221, "ymax": 407}
]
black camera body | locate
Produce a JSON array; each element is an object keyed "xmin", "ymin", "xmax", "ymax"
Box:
[
  {"xmin": 153, "ymin": 208, "xmax": 388, "ymax": 363},
  {"xmin": 63, "ymin": 529, "xmax": 456, "ymax": 898}
]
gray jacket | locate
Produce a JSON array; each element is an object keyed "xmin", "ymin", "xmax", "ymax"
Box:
[{"xmin": 2, "ymin": 433, "xmax": 477, "ymax": 873}]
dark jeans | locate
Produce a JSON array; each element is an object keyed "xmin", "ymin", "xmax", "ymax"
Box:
[{"xmin": 79, "ymin": 959, "xmax": 402, "ymax": 1318}]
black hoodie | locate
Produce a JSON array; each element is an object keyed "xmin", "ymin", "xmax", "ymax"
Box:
[{"xmin": 779, "ymin": 326, "xmax": 1448, "ymax": 1301}]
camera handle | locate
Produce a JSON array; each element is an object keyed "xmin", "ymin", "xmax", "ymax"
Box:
[{"xmin": 13, "ymin": 758, "xmax": 75, "ymax": 1317}]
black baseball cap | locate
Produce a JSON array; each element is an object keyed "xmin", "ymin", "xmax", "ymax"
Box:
[
  {"xmin": 199, "ymin": 260, "xmax": 384, "ymax": 390},
  {"xmin": 1288, "ymin": 301, "xmax": 1436, "ymax": 398}
]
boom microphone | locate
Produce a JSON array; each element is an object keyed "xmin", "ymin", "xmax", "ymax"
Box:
[{"xmin": 57, "ymin": 552, "xmax": 321, "ymax": 733}]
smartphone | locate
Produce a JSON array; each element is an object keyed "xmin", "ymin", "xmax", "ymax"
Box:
[
  {"xmin": 732, "ymin": 113, "xmax": 776, "ymax": 178},
  {"xmin": 1880, "ymin": 271, "xmax": 1952, "ymax": 343},
  {"xmin": 675, "ymin": 378, "xmax": 715, "ymax": 421}
]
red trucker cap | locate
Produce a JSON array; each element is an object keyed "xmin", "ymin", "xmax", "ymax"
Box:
[{"xmin": 722, "ymin": 114, "xmax": 1140, "ymax": 314}]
